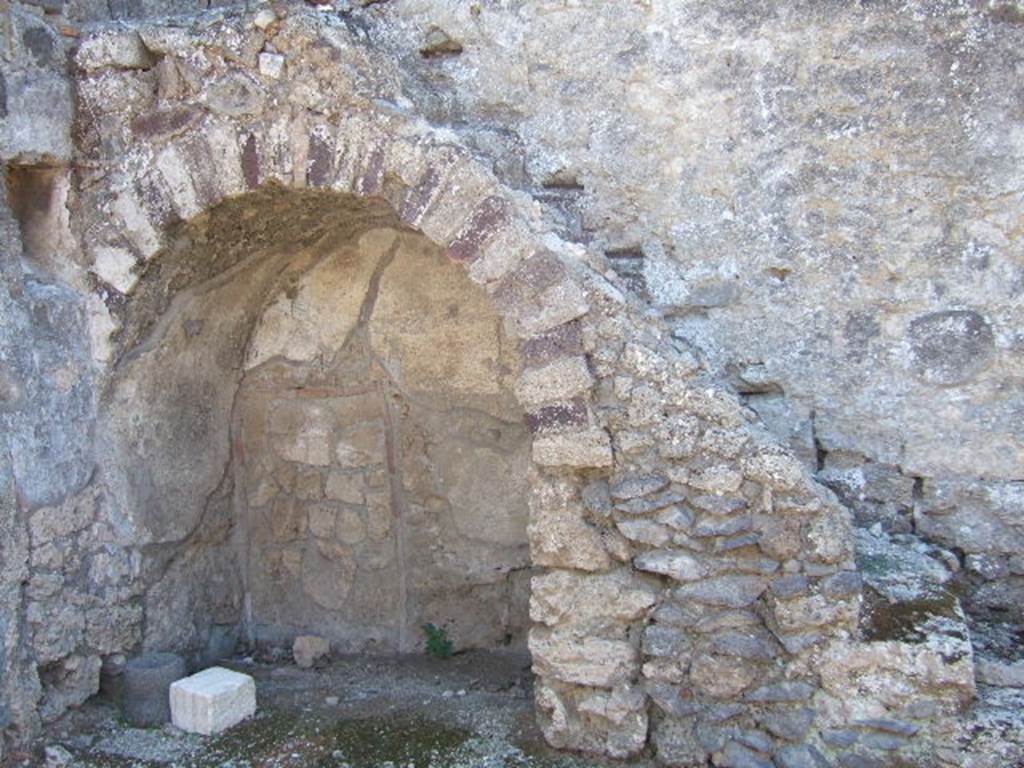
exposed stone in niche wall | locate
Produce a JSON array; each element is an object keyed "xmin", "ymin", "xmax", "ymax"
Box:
[{"xmin": 237, "ymin": 227, "xmax": 531, "ymax": 653}]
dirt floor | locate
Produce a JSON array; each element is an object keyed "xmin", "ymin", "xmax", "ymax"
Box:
[
  {"xmin": 8, "ymin": 647, "xmax": 1024, "ymax": 767},
  {"xmin": 6, "ymin": 651, "xmax": 651, "ymax": 768}
]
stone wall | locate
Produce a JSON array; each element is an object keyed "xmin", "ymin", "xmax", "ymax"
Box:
[
  {"xmin": 0, "ymin": 1, "xmax": 1019, "ymax": 765},
  {"xmin": 361, "ymin": 0, "xmax": 1024, "ymax": 622},
  {"xmin": 237, "ymin": 226, "xmax": 531, "ymax": 652}
]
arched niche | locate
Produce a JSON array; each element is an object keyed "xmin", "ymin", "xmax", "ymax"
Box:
[{"xmin": 96, "ymin": 187, "xmax": 532, "ymax": 656}]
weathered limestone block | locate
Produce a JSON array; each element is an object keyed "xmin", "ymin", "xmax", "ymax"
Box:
[
  {"xmin": 528, "ymin": 474, "xmax": 611, "ymax": 571},
  {"xmin": 415, "ymin": 162, "xmax": 500, "ymax": 245},
  {"xmin": 528, "ymin": 503, "xmax": 610, "ymax": 572},
  {"xmin": 221, "ymin": 120, "xmax": 259, "ymax": 190},
  {"xmin": 699, "ymin": 426, "xmax": 750, "ymax": 459},
  {"xmin": 535, "ymin": 680, "xmax": 648, "ymax": 759},
  {"xmin": 655, "ymin": 413, "xmax": 702, "ymax": 460},
  {"xmin": 28, "ymin": 599, "xmax": 84, "ymax": 665},
  {"xmin": 28, "ymin": 493, "xmax": 96, "ymax": 546},
  {"xmin": 916, "ymin": 479, "xmax": 1024, "ymax": 557},
  {"xmin": 819, "ymin": 631, "xmax": 975, "ymax": 715},
  {"xmin": 804, "ymin": 505, "xmax": 855, "ymax": 564},
  {"xmin": 89, "ymin": 245, "xmax": 138, "ymax": 294},
  {"xmin": 626, "ymin": 383, "xmax": 666, "ymax": 427},
  {"xmin": 292, "ymin": 635, "xmax": 330, "ymax": 669},
  {"xmin": 446, "ymin": 194, "xmax": 512, "ymax": 263},
  {"xmin": 758, "ymin": 516, "xmax": 806, "ymax": 561},
  {"xmin": 575, "ymin": 685, "xmax": 649, "ymax": 758},
  {"xmin": 521, "ymin": 320, "xmax": 586, "ymax": 372},
  {"xmin": 688, "ymin": 464, "xmax": 744, "ymax": 495},
  {"xmin": 86, "ymin": 604, "xmax": 143, "ymax": 654},
  {"xmin": 75, "ymin": 29, "xmax": 155, "ymax": 71},
  {"xmin": 671, "ymin": 386, "xmax": 749, "ymax": 429},
  {"xmin": 689, "ymin": 653, "xmax": 761, "ymax": 698},
  {"xmin": 154, "ymin": 144, "xmax": 202, "ymax": 220},
  {"xmin": 36, "ymin": 654, "xmax": 101, "ymax": 722},
  {"xmin": 110, "ymin": 188, "xmax": 163, "ymax": 259},
  {"xmin": 530, "ymin": 630, "xmax": 638, "ymax": 688},
  {"xmin": 515, "ymin": 357, "xmax": 593, "ymax": 407},
  {"xmin": 1, "ymin": 68, "xmax": 74, "ymax": 161},
  {"xmin": 770, "ymin": 592, "xmax": 860, "ymax": 633},
  {"xmin": 467, "ymin": 222, "xmax": 534, "ymax": 286},
  {"xmin": 532, "ymin": 428, "xmax": 613, "ymax": 467},
  {"xmin": 511, "ymin": 277, "xmax": 591, "ymax": 338},
  {"xmin": 530, "ymin": 568, "xmax": 657, "ymax": 632},
  {"xmin": 743, "ymin": 448, "xmax": 808, "ymax": 492},
  {"xmin": 618, "ymin": 341, "xmax": 669, "ymax": 380},
  {"xmin": 170, "ymin": 667, "xmax": 257, "ymax": 735}
]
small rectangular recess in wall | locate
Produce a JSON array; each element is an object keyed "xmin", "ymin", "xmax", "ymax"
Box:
[{"xmin": 5, "ymin": 162, "xmax": 66, "ymax": 268}]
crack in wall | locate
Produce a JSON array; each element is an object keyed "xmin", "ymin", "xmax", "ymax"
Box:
[{"xmin": 350, "ymin": 237, "xmax": 413, "ymax": 651}]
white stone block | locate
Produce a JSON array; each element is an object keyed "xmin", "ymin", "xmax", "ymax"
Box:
[
  {"xmin": 259, "ymin": 52, "xmax": 286, "ymax": 79},
  {"xmin": 169, "ymin": 667, "xmax": 256, "ymax": 735}
]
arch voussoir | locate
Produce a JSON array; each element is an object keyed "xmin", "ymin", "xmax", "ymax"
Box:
[
  {"xmin": 152, "ymin": 142, "xmax": 203, "ymax": 221},
  {"xmin": 163, "ymin": 120, "xmax": 241, "ymax": 211},
  {"xmin": 109, "ymin": 184, "xmax": 164, "ymax": 261}
]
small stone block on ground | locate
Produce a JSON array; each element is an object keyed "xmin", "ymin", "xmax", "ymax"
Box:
[
  {"xmin": 293, "ymin": 635, "xmax": 330, "ymax": 668},
  {"xmin": 169, "ymin": 667, "xmax": 257, "ymax": 735}
]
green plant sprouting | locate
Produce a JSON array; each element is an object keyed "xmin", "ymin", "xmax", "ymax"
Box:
[{"xmin": 421, "ymin": 623, "xmax": 454, "ymax": 659}]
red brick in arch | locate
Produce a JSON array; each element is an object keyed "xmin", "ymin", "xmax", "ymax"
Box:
[{"xmin": 77, "ymin": 98, "xmax": 608, "ymax": 462}]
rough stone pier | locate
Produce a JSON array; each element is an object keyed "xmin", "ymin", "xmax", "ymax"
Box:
[{"xmin": 0, "ymin": 2, "xmax": 1022, "ymax": 767}]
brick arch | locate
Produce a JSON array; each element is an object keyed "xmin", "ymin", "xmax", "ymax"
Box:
[
  {"xmin": 71, "ymin": 21, "xmax": 625, "ymax": 686},
  {"xmin": 76, "ymin": 97, "xmax": 612, "ymax": 469},
  {"xmin": 70, "ymin": 40, "xmax": 631, "ymax": 703}
]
